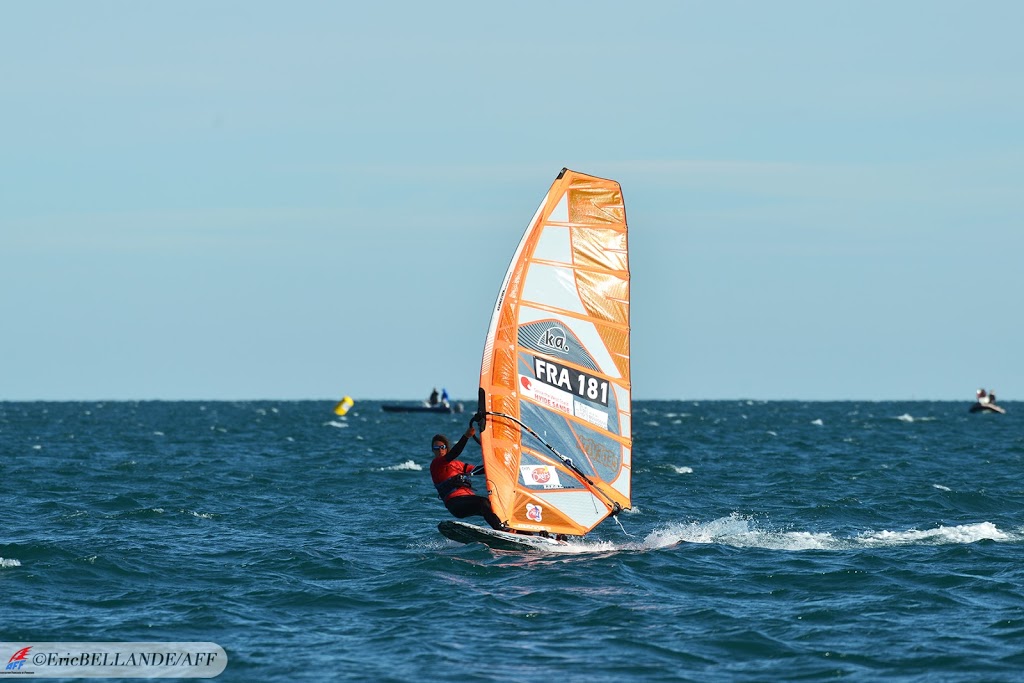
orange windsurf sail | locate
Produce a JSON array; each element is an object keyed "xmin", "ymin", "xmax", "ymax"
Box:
[{"xmin": 478, "ymin": 168, "xmax": 631, "ymax": 537}]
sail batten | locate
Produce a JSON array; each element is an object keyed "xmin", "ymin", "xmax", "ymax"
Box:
[
  {"xmin": 525, "ymin": 259, "xmax": 626, "ymax": 276},
  {"xmin": 516, "ymin": 301, "xmax": 631, "ymax": 331},
  {"xmin": 478, "ymin": 168, "xmax": 631, "ymax": 537}
]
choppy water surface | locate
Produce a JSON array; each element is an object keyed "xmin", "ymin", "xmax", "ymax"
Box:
[{"xmin": 3, "ymin": 400, "xmax": 1022, "ymax": 681}]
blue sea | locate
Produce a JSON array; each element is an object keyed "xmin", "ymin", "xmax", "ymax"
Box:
[{"xmin": 3, "ymin": 400, "xmax": 1023, "ymax": 681}]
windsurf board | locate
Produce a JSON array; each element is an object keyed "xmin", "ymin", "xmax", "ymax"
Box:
[{"xmin": 438, "ymin": 520, "xmax": 569, "ymax": 551}]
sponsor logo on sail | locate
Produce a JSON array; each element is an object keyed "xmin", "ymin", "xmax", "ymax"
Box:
[
  {"xmin": 573, "ymin": 400, "xmax": 609, "ymax": 429},
  {"xmin": 520, "ymin": 464, "xmax": 562, "ymax": 489},
  {"xmin": 519, "ymin": 375, "xmax": 573, "ymax": 415},
  {"xmin": 580, "ymin": 436, "xmax": 619, "ymax": 469},
  {"xmin": 526, "ymin": 503, "xmax": 543, "ymax": 522},
  {"xmin": 539, "ymin": 326, "xmax": 570, "ymax": 354}
]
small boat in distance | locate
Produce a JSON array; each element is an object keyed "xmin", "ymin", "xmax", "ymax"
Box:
[
  {"xmin": 970, "ymin": 388, "xmax": 1006, "ymax": 414},
  {"xmin": 382, "ymin": 388, "xmax": 464, "ymax": 413},
  {"xmin": 381, "ymin": 402, "xmax": 464, "ymax": 414}
]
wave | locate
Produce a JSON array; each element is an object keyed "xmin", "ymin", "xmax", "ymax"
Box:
[
  {"xmin": 857, "ymin": 522, "xmax": 1011, "ymax": 546},
  {"xmin": 896, "ymin": 413, "xmax": 937, "ymax": 422},
  {"xmin": 637, "ymin": 515, "xmax": 1020, "ymax": 552},
  {"xmin": 381, "ymin": 460, "xmax": 422, "ymax": 471}
]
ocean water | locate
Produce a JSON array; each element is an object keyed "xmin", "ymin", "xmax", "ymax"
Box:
[{"xmin": 3, "ymin": 400, "xmax": 1023, "ymax": 682}]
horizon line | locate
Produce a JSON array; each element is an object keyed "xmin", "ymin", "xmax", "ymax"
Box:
[{"xmin": 0, "ymin": 397, "xmax": 1009, "ymax": 404}]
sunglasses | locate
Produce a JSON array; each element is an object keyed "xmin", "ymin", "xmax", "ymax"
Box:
[{"xmin": 432, "ymin": 444, "xmax": 447, "ymax": 450}]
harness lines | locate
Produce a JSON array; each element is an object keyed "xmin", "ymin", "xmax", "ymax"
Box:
[{"xmin": 434, "ymin": 473, "xmax": 472, "ymax": 500}]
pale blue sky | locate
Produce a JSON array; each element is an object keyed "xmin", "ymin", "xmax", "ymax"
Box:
[{"xmin": 3, "ymin": 1, "xmax": 1021, "ymax": 401}]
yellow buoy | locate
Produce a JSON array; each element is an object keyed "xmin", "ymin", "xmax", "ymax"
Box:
[{"xmin": 333, "ymin": 396, "xmax": 354, "ymax": 416}]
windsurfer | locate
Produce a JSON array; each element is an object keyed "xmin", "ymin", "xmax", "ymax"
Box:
[{"xmin": 429, "ymin": 425, "xmax": 504, "ymax": 530}]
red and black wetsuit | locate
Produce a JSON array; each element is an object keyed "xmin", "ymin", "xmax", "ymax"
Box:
[{"xmin": 430, "ymin": 432, "xmax": 503, "ymax": 530}]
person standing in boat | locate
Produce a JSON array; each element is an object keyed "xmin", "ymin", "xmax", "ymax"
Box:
[
  {"xmin": 429, "ymin": 425, "xmax": 504, "ymax": 530},
  {"xmin": 428, "ymin": 388, "xmax": 439, "ymax": 406}
]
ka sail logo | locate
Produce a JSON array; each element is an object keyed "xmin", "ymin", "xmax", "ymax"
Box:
[
  {"xmin": 6, "ymin": 646, "xmax": 30, "ymax": 671},
  {"xmin": 539, "ymin": 327, "xmax": 569, "ymax": 354}
]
